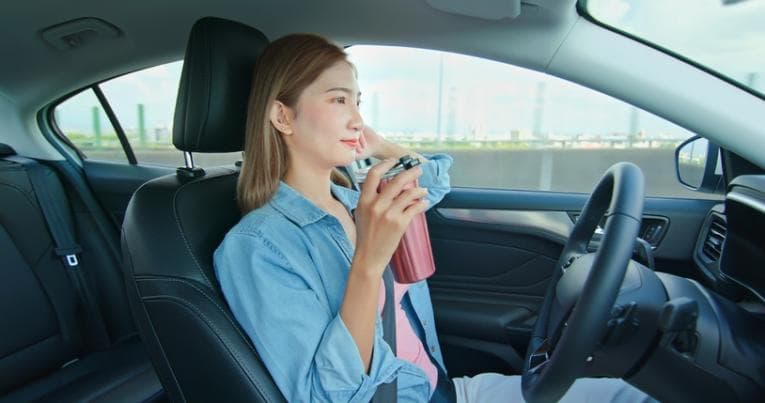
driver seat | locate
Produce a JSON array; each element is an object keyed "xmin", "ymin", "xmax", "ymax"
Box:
[{"xmin": 121, "ymin": 17, "xmax": 286, "ymax": 402}]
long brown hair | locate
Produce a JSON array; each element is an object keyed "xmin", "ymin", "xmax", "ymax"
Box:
[{"xmin": 238, "ymin": 33, "xmax": 351, "ymax": 214}]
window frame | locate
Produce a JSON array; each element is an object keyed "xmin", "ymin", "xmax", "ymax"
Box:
[{"xmin": 49, "ymin": 83, "xmax": 139, "ymax": 164}]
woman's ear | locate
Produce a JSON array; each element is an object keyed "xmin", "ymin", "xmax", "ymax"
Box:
[{"xmin": 269, "ymin": 101, "xmax": 294, "ymax": 135}]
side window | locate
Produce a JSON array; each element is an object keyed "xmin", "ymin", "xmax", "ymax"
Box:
[
  {"xmin": 54, "ymin": 61, "xmax": 241, "ymax": 167},
  {"xmin": 55, "ymin": 88, "xmax": 127, "ymax": 163},
  {"xmin": 347, "ymin": 46, "xmax": 719, "ymax": 199}
]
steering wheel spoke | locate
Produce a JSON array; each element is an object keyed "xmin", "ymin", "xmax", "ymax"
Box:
[{"xmin": 527, "ymin": 338, "xmax": 553, "ymax": 375}]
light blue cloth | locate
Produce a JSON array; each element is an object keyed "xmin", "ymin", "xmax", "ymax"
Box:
[{"xmin": 214, "ymin": 154, "xmax": 453, "ymax": 403}]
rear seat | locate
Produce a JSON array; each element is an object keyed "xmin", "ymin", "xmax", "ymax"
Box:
[{"xmin": 0, "ymin": 144, "xmax": 163, "ymax": 402}]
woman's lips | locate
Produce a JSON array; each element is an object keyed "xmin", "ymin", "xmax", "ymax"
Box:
[{"xmin": 340, "ymin": 139, "xmax": 359, "ymax": 148}]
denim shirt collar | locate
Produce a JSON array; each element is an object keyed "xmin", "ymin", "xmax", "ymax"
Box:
[{"xmin": 269, "ymin": 181, "xmax": 360, "ymax": 227}]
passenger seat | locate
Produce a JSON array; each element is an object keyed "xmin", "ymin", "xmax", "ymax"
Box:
[{"xmin": 0, "ymin": 144, "xmax": 163, "ymax": 402}]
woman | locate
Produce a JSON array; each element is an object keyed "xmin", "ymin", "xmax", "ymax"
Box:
[{"xmin": 214, "ymin": 34, "xmax": 655, "ymax": 403}]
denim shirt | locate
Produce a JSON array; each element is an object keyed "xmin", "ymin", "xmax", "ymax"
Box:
[{"xmin": 214, "ymin": 154, "xmax": 453, "ymax": 403}]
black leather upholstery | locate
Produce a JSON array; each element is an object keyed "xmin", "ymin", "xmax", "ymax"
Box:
[
  {"xmin": 122, "ymin": 17, "xmax": 286, "ymax": 402},
  {"xmin": 173, "ymin": 17, "xmax": 268, "ymax": 153},
  {"xmin": 1, "ymin": 338, "xmax": 161, "ymax": 403},
  {"xmin": 0, "ymin": 159, "xmax": 83, "ymax": 395},
  {"xmin": 0, "ymin": 151, "xmax": 162, "ymax": 402},
  {"xmin": 0, "ymin": 160, "xmax": 81, "ymax": 393}
]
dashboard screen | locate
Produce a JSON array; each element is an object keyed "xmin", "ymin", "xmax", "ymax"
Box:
[{"xmin": 721, "ymin": 187, "xmax": 765, "ymax": 300}]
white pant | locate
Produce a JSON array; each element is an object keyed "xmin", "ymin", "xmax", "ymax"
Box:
[{"xmin": 453, "ymin": 373, "xmax": 658, "ymax": 403}]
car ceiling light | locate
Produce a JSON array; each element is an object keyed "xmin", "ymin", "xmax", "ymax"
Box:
[{"xmin": 40, "ymin": 17, "xmax": 121, "ymax": 51}]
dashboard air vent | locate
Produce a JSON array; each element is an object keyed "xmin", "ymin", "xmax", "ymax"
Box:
[{"xmin": 702, "ymin": 215, "xmax": 727, "ymax": 261}]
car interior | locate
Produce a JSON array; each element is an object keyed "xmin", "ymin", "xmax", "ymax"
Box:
[{"xmin": 1, "ymin": 0, "xmax": 764, "ymax": 402}]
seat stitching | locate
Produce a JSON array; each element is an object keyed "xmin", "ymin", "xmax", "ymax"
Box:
[
  {"xmin": 123, "ymin": 246, "xmax": 187, "ymax": 402},
  {"xmin": 138, "ymin": 277, "xmax": 263, "ymax": 369},
  {"xmin": 169, "ymin": 170, "xmax": 236, "ymax": 288},
  {"xmin": 142, "ymin": 292, "xmax": 273, "ymax": 401}
]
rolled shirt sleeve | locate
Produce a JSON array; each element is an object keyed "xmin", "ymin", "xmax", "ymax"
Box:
[
  {"xmin": 418, "ymin": 153, "xmax": 453, "ymax": 209},
  {"xmin": 215, "ymin": 230, "xmax": 403, "ymax": 403},
  {"xmin": 315, "ymin": 315, "xmax": 401, "ymax": 401}
]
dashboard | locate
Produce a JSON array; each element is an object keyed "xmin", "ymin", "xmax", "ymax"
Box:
[
  {"xmin": 693, "ymin": 175, "xmax": 765, "ymax": 303},
  {"xmin": 720, "ymin": 176, "xmax": 765, "ymax": 302},
  {"xmin": 626, "ymin": 176, "xmax": 765, "ymax": 401}
]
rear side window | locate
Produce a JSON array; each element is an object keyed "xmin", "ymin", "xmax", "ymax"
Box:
[
  {"xmin": 55, "ymin": 88, "xmax": 127, "ymax": 163},
  {"xmin": 53, "ymin": 61, "xmax": 241, "ymax": 167}
]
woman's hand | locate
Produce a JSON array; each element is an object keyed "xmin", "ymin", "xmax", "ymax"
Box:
[
  {"xmin": 342, "ymin": 157, "xmax": 428, "ymax": 372},
  {"xmin": 355, "ymin": 125, "xmax": 384, "ymax": 161},
  {"xmin": 357, "ymin": 125, "xmax": 429, "ymax": 164},
  {"xmin": 351, "ymin": 158, "xmax": 429, "ymax": 277}
]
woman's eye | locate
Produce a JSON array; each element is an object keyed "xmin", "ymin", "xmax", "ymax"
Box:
[{"xmin": 334, "ymin": 97, "xmax": 346, "ymax": 104}]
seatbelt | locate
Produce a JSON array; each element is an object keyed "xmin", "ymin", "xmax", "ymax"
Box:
[
  {"xmin": 51, "ymin": 160, "xmax": 123, "ymax": 273},
  {"xmin": 372, "ymin": 266, "xmax": 398, "ymax": 403},
  {"xmin": 4, "ymin": 155, "xmax": 111, "ymax": 349},
  {"xmin": 340, "ymin": 165, "xmax": 398, "ymax": 402}
]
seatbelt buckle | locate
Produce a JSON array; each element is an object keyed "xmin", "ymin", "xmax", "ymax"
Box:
[
  {"xmin": 65, "ymin": 254, "xmax": 79, "ymax": 267},
  {"xmin": 55, "ymin": 245, "xmax": 82, "ymax": 268}
]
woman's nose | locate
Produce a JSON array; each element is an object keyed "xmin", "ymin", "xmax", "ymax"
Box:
[{"xmin": 349, "ymin": 105, "xmax": 364, "ymax": 131}]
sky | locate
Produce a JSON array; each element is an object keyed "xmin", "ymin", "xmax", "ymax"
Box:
[
  {"xmin": 56, "ymin": 0, "xmax": 763, "ymax": 142},
  {"xmin": 347, "ymin": 46, "xmax": 693, "ymax": 138},
  {"xmin": 588, "ymin": 0, "xmax": 765, "ymax": 89},
  {"xmin": 56, "ymin": 61, "xmax": 182, "ymax": 139}
]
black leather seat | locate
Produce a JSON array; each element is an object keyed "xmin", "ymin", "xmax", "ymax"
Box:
[
  {"xmin": 0, "ymin": 145, "xmax": 162, "ymax": 402},
  {"xmin": 121, "ymin": 17, "xmax": 286, "ymax": 402}
]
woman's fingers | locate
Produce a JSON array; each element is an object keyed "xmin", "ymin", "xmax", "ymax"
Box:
[
  {"xmin": 353, "ymin": 161, "xmax": 429, "ymax": 273},
  {"xmin": 377, "ymin": 166, "xmax": 422, "ymax": 204},
  {"xmin": 390, "ymin": 187, "xmax": 428, "ymax": 212},
  {"xmin": 359, "ymin": 158, "xmax": 398, "ymax": 204},
  {"xmin": 383, "ymin": 187, "xmax": 427, "ymax": 235},
  {"xmin": 402, "ymin": 198, "xmax": 429, "ymax": 219},
  {"xmin": 355, "ymin": 130, "xmax": 367, "ymax": 155}
]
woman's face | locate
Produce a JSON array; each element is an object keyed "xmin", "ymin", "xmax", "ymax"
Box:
[{"xmin": 280, "ymin": 60, "xmax": 363, "ymax": 171}]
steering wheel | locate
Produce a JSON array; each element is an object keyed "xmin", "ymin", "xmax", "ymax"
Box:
[{"xmin": 521, "ymin": 162, "xmax": 645, "ymax": 403}]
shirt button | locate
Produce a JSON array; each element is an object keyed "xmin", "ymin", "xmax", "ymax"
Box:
[
  {"xmin": 423, "ymin": 320, "xmax": 428, "ymax": 327},
  {"xmin": 430, "ymin": 345, "xmax": 436, "ymax": 353}
]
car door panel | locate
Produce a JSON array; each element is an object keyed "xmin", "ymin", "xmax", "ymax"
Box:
[
  {"xmin": 82, "ymin": 160, "xmax": 173, "ymax": 224},
  {"xmin": 427, "ymin": 187, "xmax": 719, "ymax": 377}
]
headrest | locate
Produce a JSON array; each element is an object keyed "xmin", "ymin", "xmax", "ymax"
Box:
[
  {"xmin": 0, "ymin": 143, "xmax": 17, "ymax": 157},
  {"xmin": 173, "ymin": 17, "xmax": 269, "ymax": 153}
]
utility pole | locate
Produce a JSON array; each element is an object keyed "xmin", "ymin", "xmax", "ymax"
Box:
[
  {"xmin": 533, "ymin": 82, "xmax": 546, "ymax": 140},
  {"xmin": 747, "ymin": 72, "xmax": 759, "ymax": 89},
  {"xmin": 92, "ymin": 106, "xmax": 101, "ymax": 149},
  {"xmin": 138, "ymin": 103, "xmax": 147, "ymax": 147},
  {"xmin": 436, "ymin": 54, "xmax": 444, "ymax": 142},
  {"xmin": 629, "ymin": 106, "xmax": 640, "ymax": 147}
]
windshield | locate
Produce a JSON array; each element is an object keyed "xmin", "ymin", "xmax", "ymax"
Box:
[{"xmin": 584, "ymin": 0, "xmax": 765, "ymax": 98}]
